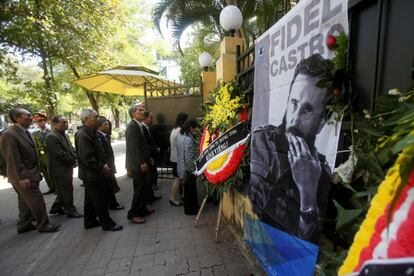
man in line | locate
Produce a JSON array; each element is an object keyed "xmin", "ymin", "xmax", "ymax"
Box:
[
  {"xmin": 76, "ymin": 109, "xmax": 122, "ymax": 231},
  {"xmin": 32, "ymin": 113, "xmax": 54, "ymax": 195},
  {"xmin": 96, "ymin": 116, "xmax": 124, "ymax": 210},
  {"xmin": 142, "ymin": 111, "xmax": 161, "ymax": 202},
  {"xmin": 125, "ymin": 103, "xmax": 155, "ymax": 224},
  {"xmin": 46, "ymin": 115, "xmax": 83, "ymax": 218},
  {"xmin": 248, "ymin": 54, "xmax": 332, "ymax": 243},
  {"xmin": 0, "ymin": 107, "xmax": 60, "ymax": 233}
]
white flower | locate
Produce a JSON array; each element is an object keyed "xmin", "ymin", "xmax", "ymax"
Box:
[
  {"xmin": 398, "ymin": 96, "xmax": 406, "ymax": 103},
  {"xmin": 388, "ymin": 88, "xmax": 401, "ymax": 96}
]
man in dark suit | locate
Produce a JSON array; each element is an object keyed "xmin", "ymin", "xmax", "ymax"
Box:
[
  {"xmin": 97, "ymin": 116, "xmax": 124, "ymax": 210},
  {"xmin": 33, "ymin": 113, "xmax": 55, "ymax": 195},
  {"xmin": 76, "ymin": 109, "xmax": 122, "ymax": 231},
  {"xmin": 0, "ymin": 108, "xmax": 60, "ymax": 233},
  {"xmin": 142, "ymin": 112, "xmax": 161, "ymax": 202},
  {"xmin": 46, "ymin": 115, "xmax": 83, "ymax": 218},
  {"xmin": 125, "ymin": 103, "xmax": 155, "ymax": 224}
]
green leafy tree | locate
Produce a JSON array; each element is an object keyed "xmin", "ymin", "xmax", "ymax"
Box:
[{"xmin": 1, "ymin": 0, "xmax": 171, "ymax": 117}]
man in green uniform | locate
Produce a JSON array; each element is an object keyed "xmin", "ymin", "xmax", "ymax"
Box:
[{"xmin": 33, "ymin": 113, "xmax": 54, "ymax": 195}]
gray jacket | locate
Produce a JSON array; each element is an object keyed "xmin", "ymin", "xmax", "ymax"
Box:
[{"xmin": 177, "ymin": 132, "xmax": 196, "ymax": 179}]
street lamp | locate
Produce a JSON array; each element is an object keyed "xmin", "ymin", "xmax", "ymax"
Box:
[
  {"xmin": 219, "ymin": 5, "xmax": 243, "ymax": 37},
  {"xmin": 198, "ymin": 52, "xmax": 213, "ymax": 71}
]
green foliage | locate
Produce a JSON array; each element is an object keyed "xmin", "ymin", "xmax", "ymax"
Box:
[
  {"xmin": 333, "ymin": 200, "xmax": 363, "ymax": 231},
  {"xmin": 333, "ymin": 33, "xmax": 348, "ymax": 71},
  {"xmin": 318, "ymin": 250, "xmax": 348, "ymax": 276},
  {"xmin": 178, "ymin": 26, "xmax": 220, "ymax": 85},
  {"xmin": 152, "ymin": 0, "xmax": 223, "ymax": 53},
  {"xmin": 1, "ymin": 0, "xmax": 171, "ymax": 119},
  {"xmin": 319, "ymin": 88, "xmax": 414, "ymax": 275},
  {"xmin": 151, "ymin": 0, "xmax": 297, "ymax": 52},
  {"xmin": 362, "ymin": 89, "xmax": 414, "ymax": 179},
  {"xmin": 316, "ymin": 33, "xmax": 349, "ymax": 124}
]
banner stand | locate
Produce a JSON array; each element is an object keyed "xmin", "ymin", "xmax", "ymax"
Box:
[
  {"xmin": 214, "ymin": 199, "xmax": 223, "ymax": 243},
  {"xmin": 193, "ymin": 195, "xmax": 209, "ymax": 227},
  {"xmin": 193, "ymin": 195, "xmax": 223, "ymax": 244}
]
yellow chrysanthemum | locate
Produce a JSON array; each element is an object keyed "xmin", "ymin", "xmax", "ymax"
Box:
[{"xmin": 204, "ymin": 83, "xmax": 241, "ymax": 130}]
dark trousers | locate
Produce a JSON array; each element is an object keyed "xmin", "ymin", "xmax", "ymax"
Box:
[
  {"xmin": 13, "ymin": 181, "xmax": 49, "ymax": 231},
  {"xmin": 144, "ymin": 163, "xmax": 157, "ymax": 200},
  {"xmin": 84, "ymin": 178, "xmax": 116, "ymax": 229},
  {"xmin": 127, "ymin": 169, "xmax": 150, "ymax": 219},
  {"xmin": 105, "ymin": 175, "xmax": 120, "ymax": 208},
  {"xmin": 183, "ymin": 171, "xmax": 198, "ymax": 215},
  {"xmin": 50, "ymin": 176, "xmax": 76, "ymax": 214},
  {"xmin": 149, "ymin": 163, "xmax": 158, "ymax": 187},
  {"xmin": 0, "ymin": 152, "xmax": 6, "ymax": 177}
]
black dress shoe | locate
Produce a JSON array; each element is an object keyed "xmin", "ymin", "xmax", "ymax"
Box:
[
  {"xmin": 43, "ymin": 190, "xmax": 55, "ymax": 195},
  {"xmin": 85, "ymin": 220, "xmax": 101, "ymax": 229},
  {"xmin": 38, "ymin": 224, "xmax": 60, "ymax": 233},
  {"xmin": 67, "ymin": 211, "xmax": 83, "ymax": 218},
  {"xmin": 17, "ymin": 223, "xmax": 36, "ymax": 234},
  {"xmin": 50, "ymin": 209, "xmax": 65, "ymax": 215},
  {"xmin": 103, "ymin": 224, "xmax": 123, "ymax": 231},
  {"xmin": 109, "ymin": 205, "xmax": 125, "ymax": 211}
]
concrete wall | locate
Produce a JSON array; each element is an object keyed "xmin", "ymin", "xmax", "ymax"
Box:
[
  {"xmin": 145, "ymin": 95, "xmax": 202, "ymax": 165},
  {"xmin": 146, "ymin": 95, "xmax": 202, "ymax": 127}
]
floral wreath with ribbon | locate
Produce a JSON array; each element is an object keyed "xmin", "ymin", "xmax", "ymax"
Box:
[{"xmin": 198, "ymin": 81, "xmax": 251, "ymax": 193}]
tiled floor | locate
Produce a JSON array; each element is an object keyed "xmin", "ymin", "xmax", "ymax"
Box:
[{"xmin": 0, "ymin": 141, "xmax": 256, "ymax": 276}]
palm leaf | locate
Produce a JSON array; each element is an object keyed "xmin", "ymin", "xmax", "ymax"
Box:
[{"xmin": 151, "ymin": 0, "xmax": 177, "ymax": 35}]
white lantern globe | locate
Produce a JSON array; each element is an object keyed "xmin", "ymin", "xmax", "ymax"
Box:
[
  {"xmin": 198, "ymin": 52, "xmax": 213, "ymax": 69},
  {"xmin": 61, "ymin": 82, "xmax": 70, "ymax": 91},
  {"xmin": 219, "ymin": 5, "xmax": 243, "ymax": 34}
]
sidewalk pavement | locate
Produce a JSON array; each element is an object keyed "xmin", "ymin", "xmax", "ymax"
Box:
[{"xmin": 0, "ymin": 141, "xmax": 256, "ymax": 276}]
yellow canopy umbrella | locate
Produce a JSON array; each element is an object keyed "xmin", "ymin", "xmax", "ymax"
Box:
[{"xmin": 73, "ymin": 65, "xmax": 176, "ymax": 97}]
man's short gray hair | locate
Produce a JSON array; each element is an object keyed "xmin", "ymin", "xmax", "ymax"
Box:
[
  {"xmin": 128, "ymin": 102, "xmax": 145, "ymax": 118},
  {"xmin": 80, "ymin": 109, "xmax": 97, "ymax": 123}
]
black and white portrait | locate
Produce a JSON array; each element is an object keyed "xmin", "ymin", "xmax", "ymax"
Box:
[{"xmin": 248, "ymin": 54, "xmax": 335, "ymax": 243}]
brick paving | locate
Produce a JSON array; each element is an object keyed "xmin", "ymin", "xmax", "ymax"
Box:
[{"xmin": 0, "ymin": 141, "xmax": 256, "ymax": 276}]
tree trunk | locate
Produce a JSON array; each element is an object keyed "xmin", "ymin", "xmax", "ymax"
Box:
[
  {"xmin": 40, "ymin": 52, "xmax": 56, "ymax": 117},
  {"xmin": 34, "ymin": 0, "xmax": 56, "ymax": 117},
  {"xmin": 111, "ymin": 107, "xmax": 120, "ymax": 128},
  {"xmin": 85, "ymin": 91, "xmax": 100, "ymax": 113},
  {"xmin": 70, "ymin": 65, "xmax": 100, "ymax": 113}
]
